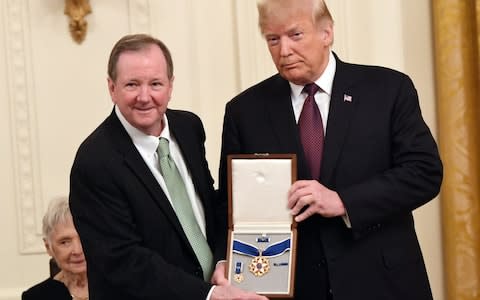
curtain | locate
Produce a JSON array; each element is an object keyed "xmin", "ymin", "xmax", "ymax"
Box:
[{"xmin": 432, "ymin": 1, "xmax": 480, "ymax": 299}]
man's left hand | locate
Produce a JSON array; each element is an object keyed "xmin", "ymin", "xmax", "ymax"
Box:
[{"xmin": 287, "ymin": 180, "xmax": 346, "ymax": 222}]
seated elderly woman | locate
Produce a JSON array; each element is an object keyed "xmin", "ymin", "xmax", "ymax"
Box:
[{"xmin": 22, "ymin": 197, "xmax": 88, "ymax": 300}]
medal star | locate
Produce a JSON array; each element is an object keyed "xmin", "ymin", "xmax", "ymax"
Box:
[{"xmin": 249, "ymin": 256, "xmax": 271, "ymax": 277}]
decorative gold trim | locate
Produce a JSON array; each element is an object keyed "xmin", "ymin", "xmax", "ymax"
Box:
[
  {"xmin": 64, "ymin": 0, "xmax": 91, "ymax": 44},
  {"xmin": 432, "ymin": 1, "xmax": 480, "ymax": 299}
]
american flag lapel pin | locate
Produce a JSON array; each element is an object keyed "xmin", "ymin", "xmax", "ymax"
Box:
[{"xmin": 343, "ymin": 93, "xmax": 352, "ymax": 102}]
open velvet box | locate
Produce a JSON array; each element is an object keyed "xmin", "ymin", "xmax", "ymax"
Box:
[{"xmin": 226, "ymin": 154, "xmax": 297, "ymax": 298}]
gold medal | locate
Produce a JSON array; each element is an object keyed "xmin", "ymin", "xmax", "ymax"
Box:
[
  {"xmin": 234, "ymin": 273, "xmax": 244, "ymax": 283},
  {"xmin": 233, "ymin": 238, "xmax": 290, "ymax": 279},
  {"xmin": 249, "ymin": 256, "xmax": 270, "ymax": 277}
]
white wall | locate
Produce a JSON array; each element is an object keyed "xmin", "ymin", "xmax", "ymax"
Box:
[{"xmin": 0, "ymin": 1, "xmax": 443, "ymax": 299}]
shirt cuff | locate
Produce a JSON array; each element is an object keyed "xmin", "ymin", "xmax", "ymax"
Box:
[
  {"xmin": 206, "ymin": 285, "xmax": 216, "ymax": 300},
  {"xmin": 342, "ymin": 210, "xmax": 352, "ymax": 228},
  {"xmin": 216, "ymin": 260, "xmax": 227, "ymax": 267}
]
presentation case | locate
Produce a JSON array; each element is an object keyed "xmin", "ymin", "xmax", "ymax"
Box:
[{"xmin": 226, "ymin": 154, "xmax": 297, "ymax": 298}]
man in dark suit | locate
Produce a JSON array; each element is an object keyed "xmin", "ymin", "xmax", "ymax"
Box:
[
  {"xmin": 69, "ymin": 34, "xmax": 267, "ymax": 300},
  {"xmin": 217, "ymin": 1, "xmax": 443, "ymax": 299}
]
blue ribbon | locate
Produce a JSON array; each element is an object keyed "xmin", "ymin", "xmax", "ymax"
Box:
[{"xmin": 233, "ymin": 238, "xmax": 291, "ymax": 258}]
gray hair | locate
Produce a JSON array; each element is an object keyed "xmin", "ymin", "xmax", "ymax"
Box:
[{"xmin": 42, "ymin": 197, "xmax": 72, "ymax": 242}]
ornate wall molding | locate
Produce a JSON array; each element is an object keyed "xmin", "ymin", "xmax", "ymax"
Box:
[
  {"xmin": 128, "ymin": 0, "xmax": 151, "ymax": 34},
  {"xmin": 64, "ymin": 0, "xmax": 92, "ymax": 44},
  {"xmin": 3, "ymin": 0, "xmax": 44, "ymax": 254}
]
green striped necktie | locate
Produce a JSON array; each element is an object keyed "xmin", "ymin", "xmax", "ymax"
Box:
[{"xmin": 157, "ymin": 137, "xmax": 213, "ymax": 280}]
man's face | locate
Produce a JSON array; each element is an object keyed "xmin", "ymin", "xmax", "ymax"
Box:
[
  {"xmin": 108, "ymin": 44, "xmax": 173, "ymax": 136},
  {"xmin": 45, "ymin": 217, "xmax": 87, "ymax": 275},
  {"xmin": 262, "ymin": 11, "xmax": 333, "ymax": 85}
]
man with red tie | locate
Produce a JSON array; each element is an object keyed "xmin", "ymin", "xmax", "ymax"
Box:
[{"xmin": 216, "ymin": 1, "xmax": 443, "ymax": 299}]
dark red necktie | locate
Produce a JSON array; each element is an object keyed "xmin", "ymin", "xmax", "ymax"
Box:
[{"xmin": 298, "ymin": 83, "xmax": 324, "ymax": 180}]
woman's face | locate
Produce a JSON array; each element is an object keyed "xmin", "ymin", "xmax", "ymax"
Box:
[{"xmin": 45, "ymin": 217, "xmax": 86, "ymax": 275}]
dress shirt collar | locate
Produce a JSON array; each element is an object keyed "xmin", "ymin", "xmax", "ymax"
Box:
[
  {"xmin": 115, "ymin": 105, "xmax": 171, "ymax": 155},
  {"xmin": 289, "ymin": 51, "xmax": 336, "ymax": 97}
]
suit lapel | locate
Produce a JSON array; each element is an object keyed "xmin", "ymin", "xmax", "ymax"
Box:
[
  {"xmin": 167, "ymin": 111, "xmax": 216, "ymax": 251},
  {"xmin": 105, "ymin": 111, "xmax": 189, "ymax": 243},
  {"xmin": 321, "ymin": 56, "xmax": 357, "ymax": 185},
  {"xmin": 267, "ymin": 77, "xmax": 298, "ymax": 149},
  {"xmin": 265, "ymin": 76, "xmax": 311, "ymax": 179},
  {"xmin": 167, "ymin": 111, "xmax": 206, "ymax": 206}
]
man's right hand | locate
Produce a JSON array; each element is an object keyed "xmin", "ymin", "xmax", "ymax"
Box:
[
  {"xmin": 211, "ymin": 285, "xmax": 269, "ymax": 300},
  {"xmin": 210, "ymin": 261, "xmax": 268, "ymax": 300}
]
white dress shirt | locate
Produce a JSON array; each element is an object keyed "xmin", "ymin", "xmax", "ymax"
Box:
[
  {"xmin": 288, "ymin": 52, "xmax": 351, "ymax": 228},
  {"xmin": 289, "ymin": 51, "xmax": 336, "ymax": 130},
  {"xmin": 115, "ymin": 106, "xmax": 207, "ymax": 237},
  {"xmin": 115, "ymin": 106, "xmax": 216, "ymax": 299}
]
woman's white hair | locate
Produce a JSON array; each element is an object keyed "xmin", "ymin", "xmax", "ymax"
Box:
[{"xmin": 42, "ymin": 197, "xmax": 72, "ymax": 241}]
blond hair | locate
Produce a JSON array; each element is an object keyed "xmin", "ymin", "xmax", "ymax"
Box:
[{"xmin": 257, "ymin": 0, "xmax": 333, "ymax": 33}]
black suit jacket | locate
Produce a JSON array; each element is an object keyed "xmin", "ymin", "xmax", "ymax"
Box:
[
  {"xmin": 219, "ymin": 54, "xmax": 442, "ymax": 300},
  {"xmin": 22, "ymin": 278, "xmax": 70, "ymax": 300},
  {"xmin": 70, "ymin": 109, "xmax": 223, "ymax": 299}
]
